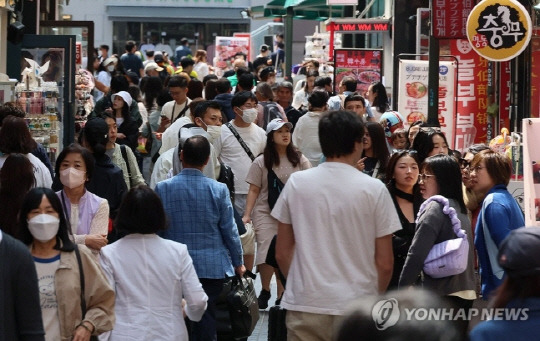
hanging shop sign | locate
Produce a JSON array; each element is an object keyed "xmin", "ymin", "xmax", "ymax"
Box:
[
  {"xmin": 397, "ymin": 59, "xmax": 457, "ymax": 148},
  {"xmin": 432, "ymin": 0, "xmax": 475, "ymax": 39},
  {"xmin": 466, "ymin": 0, "xmax": 532, "ymax": 62},
  {"xmin": 333, "ymin": 49, "xmax": 382, "ymax": 96},
  {"xmin": 444, "ymin": 39, "xmax": 489, "ymax": 151},
  {"xmin": 326, "ymin": 19, "xmax": 390, "ymax": 33},
  {"xmin": 531, "ymin": 36, "xmax": 540, "ymax": 119}
]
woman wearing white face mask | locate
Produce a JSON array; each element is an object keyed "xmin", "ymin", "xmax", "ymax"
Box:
[
  {"xmin": 20, "ymin": 187, "xmax": 115, "ymax": 341},
  {"xmin": 54, "ymin": 144, "xmax": 109, "ymax": 252}
]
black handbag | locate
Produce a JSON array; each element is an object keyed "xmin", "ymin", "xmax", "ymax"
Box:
[
  {"xmin": 226, "ymin": 272, "xmax": 260, "ymax": 339},
  {"xmin": 267, "ymin": 168, "xmax": 285, "ymax": 210},
  {"xmin": 74, "ymin": 246, "xmax": 99, "ymax": 341}
]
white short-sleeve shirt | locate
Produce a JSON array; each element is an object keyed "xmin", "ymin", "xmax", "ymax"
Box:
[{"xmin": 271, "ymin": 162, "xmax": 401, "ymax": 315}]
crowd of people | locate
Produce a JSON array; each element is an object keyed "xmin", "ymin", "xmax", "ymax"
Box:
[{"xmin": 0, "ymin": 38, "xmax": 538, "ymax": 341}]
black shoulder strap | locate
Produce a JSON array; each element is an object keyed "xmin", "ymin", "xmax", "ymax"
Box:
[
  {"xmin": 172, "ymin": 102, "xmax": 190, "ymax": 123},
  {"xmin": 74, "ymin": 245, "xmax": 87, "ymax": 316},
  {"xmin": 226, "ymin": 122, "xmax": 255, "ymax": 161},
  {"xmin": 120, "ymin": 145, "xmax": 133, "ymax": 188}
]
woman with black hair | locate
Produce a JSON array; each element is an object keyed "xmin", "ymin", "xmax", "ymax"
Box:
[
  {"xmin": 19, "ymin": 187, "xmax": 114, "ymax": 341},
  {"xmin": 358, "ymin": 121, "xmax": 390, "ymax": 181},
  {"xmin": 385, "ymin": 150, "xmax": 423, "ymax": 289},
  {"xmin": 366, "ymin": 81, "xmax": 389, "ymax": 121},
  {"xmin": 291, "ymin": 69, "xmax": 318, "ymax": 111},
  {"xmin": 243, "ymin": 118, "xmax": 311, "ymax": 309},
  {"xmin": 110, "ymin": 91, "xmax": 139, "ymax": 152},
  {"xmin": 78, "ymin": 118, "xmax": 127, "ymax": 242},
  {"xmin": 399, "ymin": 154, "xmax": 476, "ymax": 336},
  {"xmin": 0, "ymin": 154, "xmax": 35, "ymax": 237},
  {"xmin": 100, "ymin": 185, "xmax": 208, "ymax": 340},
  {"xmin": 411, "ymin": 127, "xmax": 451, "ymax": 165},
  {"xmin": 54, "ymin": 144, "xmax": 109, "ymax": 253}
]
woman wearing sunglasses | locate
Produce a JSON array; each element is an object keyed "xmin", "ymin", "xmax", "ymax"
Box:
[
  {"xmin": 399, "ymin": 154, "xmax": 476, "ymax": 337},
  {"xmin": 469, "ymin": 149, "xmax": 524, "ymax": 300}
]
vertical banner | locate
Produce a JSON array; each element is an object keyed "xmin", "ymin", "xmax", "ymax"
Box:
[
  {"xmin": 448, "ymin": 39, "xmax": 489, "ymax": 151},
  {"xmin": 333, "ymin": 49, "xmax": 382, "ymax": 95},
  {"xmin": 522, "ymin": 118, "xmax": 540, "ymax": 226},
  {"xmin": 432, "ymin": 0, "xmax": 474, "ymax": 39},
  {"xmin": 397, "ymin": 60, "xmax": 456, "ymax": 148},
  {"xmin": 213, "ymin": 36, "xmax": 250, "ymax": 78},
  {"xmin": 499, "ymin": 61, "xmax": 511, "ymax": 128},
  {"xmin": 531, "ymin": 36, "xmax": 540, "ymax": 118}
]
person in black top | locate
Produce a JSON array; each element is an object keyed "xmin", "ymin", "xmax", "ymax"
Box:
[{"xmin": 385, "ymin": 150, "xmax": 423, "ymax": 289}]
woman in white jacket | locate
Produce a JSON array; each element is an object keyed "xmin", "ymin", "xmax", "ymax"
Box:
[{"xmin": 100, "ymin": 185, "xmax": 207, "ymax": 340}]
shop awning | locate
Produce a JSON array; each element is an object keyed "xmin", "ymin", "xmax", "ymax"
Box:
[{"xmin": 252, "ymin": 0, "xmax": 345, "ymax": 21}]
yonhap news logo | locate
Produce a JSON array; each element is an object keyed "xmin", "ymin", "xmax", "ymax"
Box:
[
  {"xmin": 371, "ymin": 298, "xmax": 400, "ymax": 330},
  {"xmin": 371, "ymin": 298, "xmax": 529, "ymax": 330}
]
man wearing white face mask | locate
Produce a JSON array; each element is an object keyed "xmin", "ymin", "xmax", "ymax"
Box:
[
  {"xmin": 213, "ymin": 91, "xmax": 266, "ymax": 271},
  {"xmin": 150, "ymin": 101, "xmax": 223, "ymax": 189}
]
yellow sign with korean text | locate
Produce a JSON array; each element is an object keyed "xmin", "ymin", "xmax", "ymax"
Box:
[{"xmin": 466, "ymin": 0, "xmax": 532, "ymax": 61}]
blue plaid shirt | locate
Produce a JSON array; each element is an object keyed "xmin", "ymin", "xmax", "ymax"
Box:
[{"xmin": 156, "ymin": 168, "xmax": 243, "ymax": 279}]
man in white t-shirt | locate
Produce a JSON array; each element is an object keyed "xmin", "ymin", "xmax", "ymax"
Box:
[
  {"xmin": 272, "ymin": 110, "xmax": 401, "ymax": 341},
  {"xmin": 159, "ymin": 76, "xmax": 192, "ymax": 154},
  {"xmin": 213, "ymin": 91, "xmax": 266, "ymax": 270}
]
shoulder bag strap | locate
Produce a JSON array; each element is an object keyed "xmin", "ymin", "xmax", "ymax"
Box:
[
  {"xmin": 481, "ymin": 197, "xmax": 505, "ymax": 280},
  {"xmin": 120, "ymin": 145, "xmax": 133, "ymax": 188},
  {"xmin": 226, "ymin": 122, "xmax": 255, "ymax": 161},
  {"xmin": 74, "ymin": 245, "xmax": 87, "ymax": 317},
  {"xmin": 172, "ymin": 102, "xmax": 189, "ymax": 123},
  {"xmin": 60, "ymin": 191, "xmax": 74, "ymax": 238}
]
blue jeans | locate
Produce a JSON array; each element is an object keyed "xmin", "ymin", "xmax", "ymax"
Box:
[{"xmin": 190, "ymin": 278, "xmax": 226, "ymax": 341}]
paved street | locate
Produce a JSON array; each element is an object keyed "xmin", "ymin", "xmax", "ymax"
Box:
[{"xmin": 248, "ymin": 273, "xmax": 279, "ymax": 341}]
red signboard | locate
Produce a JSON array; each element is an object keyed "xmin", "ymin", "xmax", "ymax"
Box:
[
  {"xmin": 333, "ymin": 49, "xmax": 382, "ymax": 96},
  {"xmin": 446, "ymin": 39, "xmax": 489, "ymax": 151},
  {"xmin": 328, "ymin": 22, "xmax": 389, "ymax": 32},
  {"xmin": 531, "ymin": 37, "xmax": 540, "ymax": 118},
  {"xmin": 499, "ymin": 61, "xmax": 511, "ymax": 128},
  {"xmin": 75, "ymin": 42, "xmax": 82, "ymax": 66},
  {"xmin": 433, "ymin": 0, "xmax": 474, "ymax": 39}
]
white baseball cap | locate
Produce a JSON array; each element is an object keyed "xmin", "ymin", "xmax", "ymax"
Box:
[
  {"xmin": 266, "ymin": 118, "xmax": 293, "ymax": 135},
  {"xmin": 144, "ymin": 61, "xmax": 164, "ymax": 73}
]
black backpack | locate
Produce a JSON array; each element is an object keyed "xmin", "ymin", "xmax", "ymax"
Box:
[{"xmin": 260, "ymin": 102, "xmax": 282, "ymax": 130}]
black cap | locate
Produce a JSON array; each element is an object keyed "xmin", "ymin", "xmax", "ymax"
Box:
[
  {"xmin": 154, "ymin": 54, "xmax": 164, "ymax": 63},
  {"xmin": 126, "ymin": 71, "xmax": 140, "ymax": 85},
  {"xmin": 259, "ymin": 66, "xmax": 275, "ymax": 79},
  {"xmin": 498, "ymin": 227, "xmax": 540, "ymax": 277},
  {"xmin": 260, "ymin": 44, "xmax": 269, "ymax": 52}
]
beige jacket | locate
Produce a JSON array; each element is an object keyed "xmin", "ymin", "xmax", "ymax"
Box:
[{"xmin": 55, "ymin": 245, "xmax": 115, "ymax": 340}]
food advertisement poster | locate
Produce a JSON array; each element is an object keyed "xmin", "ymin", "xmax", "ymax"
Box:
[
  {"xmin": 530, "ymin": 35, "xmax": 540, "ymax": 119},
  {"xmin": 397, "ymin": 59, "xmax": 456, "ymax": 148},
  {"xmin": 213, "ymin": 36, "xmax": 250, "ymax": 77},
  {"xmin": 522, "ymin": 118, "xmax": 540, "ymax": 226},
  {"xmin": 333, "ymin": 49, "xmax": 382, "ymax": 95}
]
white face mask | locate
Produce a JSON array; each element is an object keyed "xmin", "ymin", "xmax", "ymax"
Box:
[
  {"xmin": 206, "ymin": 125, "xmax": 222, "ymax": 143},
  {"xmin": 240, "ymin": 108, "xmax": 258, "ymax": 124},
  {"xmin": 60, "ymin": 167, "xmax": 86, "ymax": 189},
  {"xmin": 28, "ymin": 214, "xmax": 60, "ymax": 243},
  {"xmin": 107, "ymin": 65, "xmax": 115, "ymax": 72}
]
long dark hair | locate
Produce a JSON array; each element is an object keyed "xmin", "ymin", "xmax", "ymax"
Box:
[
  {"xmin": 0, "ymin": 154, "xmax": 35, "ymax": 237},
  {"xmin": 370, "ymin": 82, "xmax": 390, "ymax": 113},
  {"xmin": 143, "ymin": 76, "xmax": 163, "ymax": 111},
  {"xmin": 263, "ymin": 129, "xmax": 300, "ymax": 171},
  {"xmin": 18, "ymin": 187, "xmax": 75, "ymax": 251},
  {"xmin": 362, "ymin": 122, "xmax": 390, "ymax": 175},
  {"xmin": 422, "ymin": 154, "xmax": 466, "ymax": 213},
  {"xmin": 0, "ymin": 116, "xmax": 37, "ymax": 154}
]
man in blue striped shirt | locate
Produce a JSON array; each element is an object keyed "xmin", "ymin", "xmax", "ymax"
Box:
[{"xmin": 156, "ymin": 135, "xmax": 245, "ymax": 341}]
